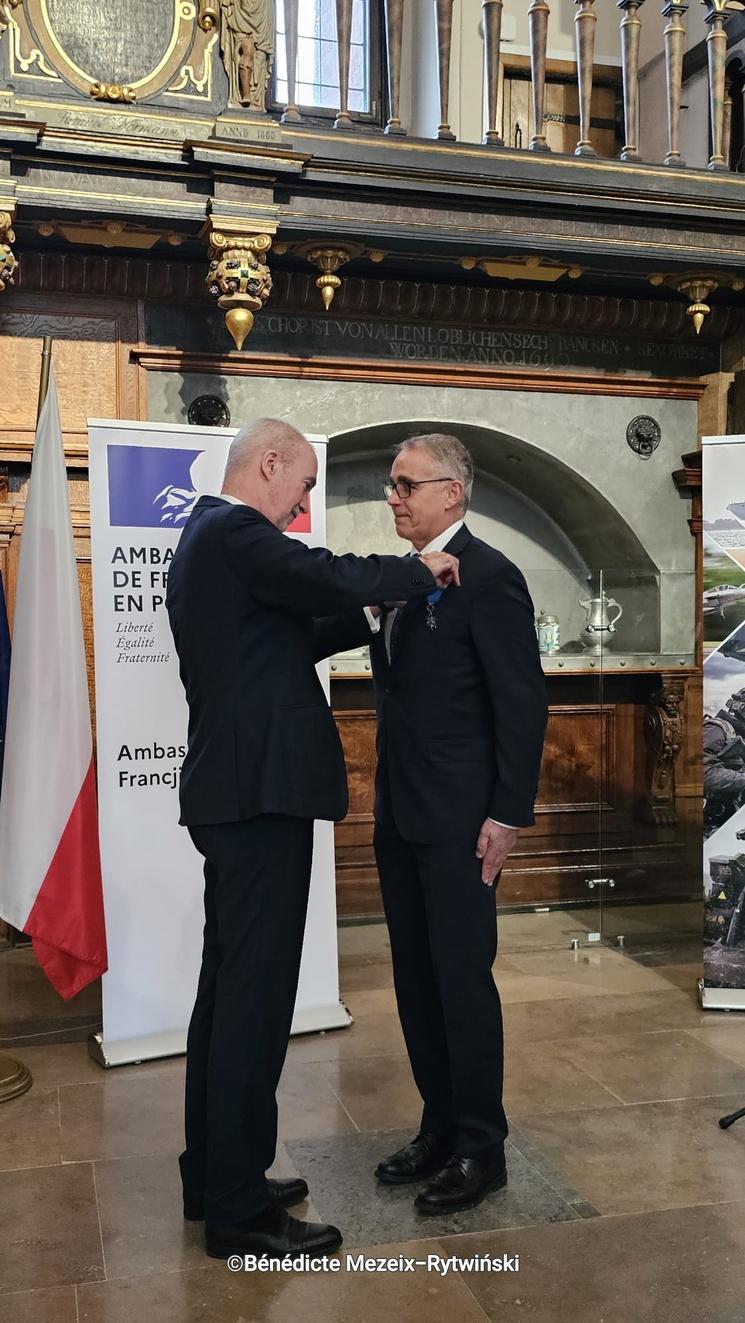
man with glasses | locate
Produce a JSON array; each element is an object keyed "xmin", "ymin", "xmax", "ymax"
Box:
[{"xmin": 326, "ymin": 432, "xmax": 547, "ymax": 1213}]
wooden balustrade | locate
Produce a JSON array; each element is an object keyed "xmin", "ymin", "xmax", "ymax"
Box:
[{"xmin": 271, "ymin": 0, "xmax": 744, "ymax": 174}]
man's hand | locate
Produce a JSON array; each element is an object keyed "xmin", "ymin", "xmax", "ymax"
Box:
[
  {"xmin": 475, "ymin": 820, "xmax": 519, "ymax": 886},
  {"xmin": 420, "ymin": 551, "xmax": 461, "ymax": 589}
]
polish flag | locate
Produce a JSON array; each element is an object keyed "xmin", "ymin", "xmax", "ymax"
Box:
[{"xmin": 0, "ymin": 368, "xmax": 107, "ymax": 998}]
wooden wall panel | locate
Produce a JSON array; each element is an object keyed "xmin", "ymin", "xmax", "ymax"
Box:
[{"xmin": 0, "ymin": 293, "xmax": 141, "ymax": 463}]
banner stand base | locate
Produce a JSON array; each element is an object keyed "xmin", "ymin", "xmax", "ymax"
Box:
[
  {"xmin": 88, "ymin": 1001, "xmax": 353, "ymax": 1069},
  {"xmin": 698, "ymin": 979, "xmax": 745, "ymax": 1012}
]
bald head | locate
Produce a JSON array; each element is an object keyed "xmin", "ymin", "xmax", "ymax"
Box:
[
  {"xmin": 221, "ymin": 417, "xmax": 317, "ymax": 531},
  {"xmin": 224, "ymin": 418, "xmax": 311, "ymax": 481}
]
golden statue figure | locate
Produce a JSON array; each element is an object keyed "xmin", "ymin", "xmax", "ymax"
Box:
[{"xmin": 219, "ymin": 0, "xmax": 274, "ymax": 111}]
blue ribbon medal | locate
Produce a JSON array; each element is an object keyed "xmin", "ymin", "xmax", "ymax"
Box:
[{"xmin": 425, "ymin": 587, "xmax": 444, "ymax": 631}]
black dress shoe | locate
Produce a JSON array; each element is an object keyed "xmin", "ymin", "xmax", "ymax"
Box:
[
  {"xmin": 375, "ymin": 1131, "xmax": 455, "ymax": 1185},
  {"xmin": 184, "ymin": 1175, "xmax": 310, "ymax": 1221},
  {"xmin": 415, "ymin": 1152, "xmax": 507, "ymax": 1215},
  {"xmin": 205, "ymin": 1205, "xmax": 342, "ymax": 1260}
]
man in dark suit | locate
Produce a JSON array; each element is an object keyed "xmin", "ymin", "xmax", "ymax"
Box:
[
  {"xmin": 166, "ymin": 418, "xmax": 460, "ymax": 1261},
  {"xmin": 326, "ymin": 432, "xmax": 547, "ymax": 1214}
]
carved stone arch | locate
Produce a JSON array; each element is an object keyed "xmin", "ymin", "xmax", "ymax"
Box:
[{"xmin": 18, "ymin": 0, "xmax": 203, "ymax": 101}]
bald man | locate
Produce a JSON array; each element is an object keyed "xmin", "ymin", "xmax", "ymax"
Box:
[{"xmin": 166, "ymin": 419, "xmax": 459, "ymax": 1262}]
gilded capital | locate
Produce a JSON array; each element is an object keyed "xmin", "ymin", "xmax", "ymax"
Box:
[{"xmin": 204, "ymin": 227, "xmax": 273, "ymax": 349}]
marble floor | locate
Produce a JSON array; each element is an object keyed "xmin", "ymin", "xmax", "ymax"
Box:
[{"xmin": 2, "ymin": 914, "xmax": 745, "ymax": 1322}]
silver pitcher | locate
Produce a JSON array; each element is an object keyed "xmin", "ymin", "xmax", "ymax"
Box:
[{"xmin": 578, "ymin": 592, "xmax": 623, "ymax": 654}]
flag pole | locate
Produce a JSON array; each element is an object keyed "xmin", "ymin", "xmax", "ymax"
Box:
[
  {"xmin": 0, "ymin": 341, "xmax": 51, "ymax": 1102},
  {"xmin": 37, "ymin": 334, "xmax": 53, "ymax": 418}
]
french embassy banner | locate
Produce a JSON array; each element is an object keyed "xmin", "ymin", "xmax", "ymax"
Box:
[{"xmin": 88, "ymin": 420, "xmax": 349, "ymax": 1065}]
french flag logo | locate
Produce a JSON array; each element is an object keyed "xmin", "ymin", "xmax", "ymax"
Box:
[{"xmin": 106, "ymin": 445, "xmax": 311, "ymax": 533}]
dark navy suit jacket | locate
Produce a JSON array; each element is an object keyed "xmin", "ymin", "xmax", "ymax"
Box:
[
  {"xmin": 317, "ymin": 523, "xmax": 548, "ymax": 844},
  {"xmin": 166, "ymin": 496, "xmax": 437, "ymax": 827}
]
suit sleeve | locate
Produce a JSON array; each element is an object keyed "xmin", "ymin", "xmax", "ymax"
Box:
[
  {"xmin": 312, "ymin": 610, "xmax": 375, "ymax": 663},
  {"xmin": 469, "ymin": 564, "xmax": 548, "ymax": 828},
  {"xmin": 222, "ymin": 509, "xmax": 436, "ymax": 615}
]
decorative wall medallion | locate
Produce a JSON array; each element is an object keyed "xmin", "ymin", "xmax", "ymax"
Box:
[
  {"xmin": 626, "ymin": 415, "xmax": 661, "ymax": 459},
  {"xmin": 187, "ymin": 394, "xmax": 231, "ymax": 427},
  {"xmin": 16, "ymin": 0, "xmax": 208, "ymax": 102}
]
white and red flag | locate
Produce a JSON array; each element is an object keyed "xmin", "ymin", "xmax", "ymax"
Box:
[{"xmin": 0, "ymin": 368, "xmax": 107, "ymax": 998}]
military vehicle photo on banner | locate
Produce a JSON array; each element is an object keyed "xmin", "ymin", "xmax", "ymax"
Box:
[{"xmin": 703, "ymin": 437, "xmax": 745, "ymax": 1004}]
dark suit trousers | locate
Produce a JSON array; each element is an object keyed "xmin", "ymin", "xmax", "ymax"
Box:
[
  {"xmin": 181, "ymin": 814, "xmax": 313, "ymax": 1223},
  {"xmin": 374, "ymin": 818, "xmax": 508, "ymax": 1157}
]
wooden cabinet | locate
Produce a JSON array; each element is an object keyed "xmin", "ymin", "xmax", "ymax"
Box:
[{"xmin": 331, "ymin": 671, "xmax": 701, "ymax": 919}]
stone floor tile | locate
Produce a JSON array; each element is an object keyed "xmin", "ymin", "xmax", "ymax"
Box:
[
  {"xmin": 515, "ymin": 1093, "xmax": 745, "ymax": 1215},
  {"xmin": 285, "ymin": 1130, "xmax": 580, "ymax": 1249},
  {"xmin": 320, "ymin": 1055, "xmax": 421, "ymax": 1131},
  {"xmin": 0, "ymin": 1286, "xmax": 78, "ymax": 1323},
  {"xmin": 277, "ymin": 1062, "xmax": 359, "ymax": 1139},
  {"xmin": 558, "ymin": 1028, "xmax": 745, "ymax": 1104},
  {"xmin": 448, "ymin": 1200, "xmax": 745, "ymax": 1323},
  {"xmin": 59, "ymin": 1072, "xmax": 184, "ymax": 1163},
  {"xmin": 0, "ymin": 1086, "xmax": 61, "ymax": 1171},
  {"xmin": 0, "ymin": 1164, "xmax": 104, "ymax": 1294},
  {"xmin": 76, "ymin": 1254, "xmax": 491, "ymax": 1323}
]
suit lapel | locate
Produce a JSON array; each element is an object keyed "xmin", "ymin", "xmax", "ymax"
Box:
[{"xmin": 388, "ymin": 526, "xmax": 472, "ymax": 665}]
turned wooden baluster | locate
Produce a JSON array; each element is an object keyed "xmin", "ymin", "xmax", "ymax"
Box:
[
  {"xmin": 434, "ymin": 0, "xmax": 456, "ymax": 140},
  {"xmin": 617, "ymin": 0, "xmax": 645, "ymax": 161},
  {"xmin": 528, "ymin": 0, "xmax": 551, "ymax": 151},
  {"xmin": 384, "ymin": 0, "xmax": 406, "ymax": 134},
  {"xmin": 662, "ymin": 0, "xmax": 687, "ymax": 166},
  {"xmin": 281, "ymin": 0, "xmax": 301, "ymax": 122},
  {"xmin": 334, "ymin": 0, "xmax": 354, "ymax": 129},
  {"xmin": 574, "ymin": 0, "xmax": 598, "ymax": 157},
  {"xmin": 704, "ymin": 0, "xmax": 730, "ymax": 171},
  {"xmin": 482, "ymin": 0, "xmax": 504, "ymax": 146},
  {"xmin": 723, "ymin": 76, "xmax": 734, "ymax": 169}
]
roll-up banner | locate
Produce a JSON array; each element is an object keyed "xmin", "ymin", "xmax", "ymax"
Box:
[
  {"xmin": 702, "ymin": 434, "xmax": 745, "ymax": 1010},
  {"xmin": 88, "ymin": 421, "xmax": 350, "ymax": 1066}
]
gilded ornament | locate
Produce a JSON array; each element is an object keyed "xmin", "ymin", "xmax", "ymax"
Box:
[
  {"xmin": 0, "ymin": 211, "xmax": 17, "ymax": 293},
  {"xmin": 89, "ymin": 81, "xmax": 137, "ymax": 104},
  {"xmin": 205, "ymin": 229, "xmax": 273, "ymax": 349}
]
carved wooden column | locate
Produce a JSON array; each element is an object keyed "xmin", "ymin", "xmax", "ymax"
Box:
[
  {"xmin": 482, "ymin": 0, "xmax": 504, "ymax": 146},
  {"xmin": 643, "ymin": 676, "xmax": 685, "ymax": 827},
  {"xmin": 574, "ymin": 0, "xmax": 598, "ymax": 157},
  {"xmin": 617, "ymin": 0, "xmax": 645, "ymax": 161},
  {"xmin": 384, "ymin": 0, "xmax": 406, "ymax": 134},
  {"xmin": 434, "ymin": 0, "xmax": 456, "ymax": 140},
  {"xmin": 528, "ymin": 0, "xmax": 551, "ymax": 151},
  {"xmin": 704, "ymin": 0, "xmax": 731, "ymax": 171},
  {"xmin": 281, "ymin": 0, "xmax": 302, "ymax": 122},
  {"xmin": 662, "ymin": 0, "xmax": 687, "ymax": 166},
  {"xmin": 334, "ymin": 0, "xmax": 355, "ymax": 129}
]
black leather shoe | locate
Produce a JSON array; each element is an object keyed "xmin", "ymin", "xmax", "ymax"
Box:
[
  {"xmin": 205, "ymin": 1205, "xmax": 342, "ymax": 1260},
  {"xmin": 375, "ymin": 1131, "xmax": 455, "ymax": 1185},
  {"xmin": 184, "ymin": 1176, "xmax": 309, "ymax": 1221},
  {"xmin": 415, "ymin": 1152, "xmax": 507, "ymax": 1214}
]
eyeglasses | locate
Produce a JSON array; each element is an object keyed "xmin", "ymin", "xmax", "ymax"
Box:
[{"xmin": 383, "ymin": 477, "xmax": 457, "ymax": 500}]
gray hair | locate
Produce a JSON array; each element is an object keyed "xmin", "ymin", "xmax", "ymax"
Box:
[
  {"xmin": 395, "ymin": 432, "xmax": 474, "ymax": 511},
  {"xmin": 223, "ymin": 417, "xmax": 309, "ymax": 480}
]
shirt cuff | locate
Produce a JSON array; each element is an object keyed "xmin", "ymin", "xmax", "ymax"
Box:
[
  {"xmin": 363, "ymin": 606, "xmax": 381, "ymax": 634},
  {"xmin": 488, "ymin": 818, "xmax": 519, "ymax": 830}
]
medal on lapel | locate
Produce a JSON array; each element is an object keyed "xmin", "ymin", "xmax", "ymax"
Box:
[{"xmin": 425, "ymin": 588, "xmax": 443, "ymax": 631}]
